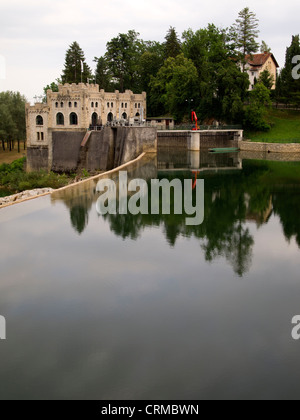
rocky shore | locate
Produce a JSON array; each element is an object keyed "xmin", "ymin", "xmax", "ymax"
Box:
[{"xmin": 0, "ymin": 188, "xmax": 54, "ymax": 207}]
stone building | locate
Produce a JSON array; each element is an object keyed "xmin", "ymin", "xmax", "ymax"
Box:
[{"xmin": 25, "ymin": 83, "xmax": 147, "ymax": 148}]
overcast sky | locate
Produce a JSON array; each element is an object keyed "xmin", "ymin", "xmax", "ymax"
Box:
[{"xmin": 0, "ymin": 0, "xmax": 299, "ymax": 102}]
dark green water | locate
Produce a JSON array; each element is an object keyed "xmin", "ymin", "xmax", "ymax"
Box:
[{"xmin": 1, "ymin": 151, "xmax": 300, "ymax": 400}]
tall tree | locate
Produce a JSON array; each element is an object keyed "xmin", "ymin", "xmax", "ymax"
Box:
[
  {"xmin": 94, "ymin": 56, "xmax": 113, "ymax": 91},
  {"xmin": 164, "ymin": 27, "xmax": 182, "ymax": 59},
  {"xmin": 0, "ymin": 92, "xmax": 26, "ymax": 149},
  {"xmin": 279, "ymin": 35, "xmax": 300, "ymax": 105},
  {"xmin": 229, "ymin": 7, "xmax": 260, "ymax": 70},
  {"xmin": 61, "ymin": 41, "xmax": 92, "ymax": 84},
  {"xmin": 105, "ymin": 30, "xmax": 143, "ymax": 92},
  {"xmin": 260, "ymin": 40, "xmax": 271, "ymax": 53}
]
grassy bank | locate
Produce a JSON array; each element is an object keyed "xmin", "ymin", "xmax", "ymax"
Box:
[
  {"xmin": 245, "ymin": 109, "xmax": 300, "ymax": 143},
  {"xmin": 0, "ymin": 158, "xmax": 75, "ymax": 197}
]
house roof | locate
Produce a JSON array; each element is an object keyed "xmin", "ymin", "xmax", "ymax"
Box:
[{"xmin": 245, "ymin": 53, "xmax": 279, "ymax": 69}]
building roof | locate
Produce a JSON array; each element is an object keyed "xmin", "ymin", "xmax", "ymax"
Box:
[{"xmin": 245, "ymin": 52, "xmax": 279, "ymax": 69}]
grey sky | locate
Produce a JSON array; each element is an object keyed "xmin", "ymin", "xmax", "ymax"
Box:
[{"xmin": 0, "ymin": 0, "xmax": 299, "ymax": 102}]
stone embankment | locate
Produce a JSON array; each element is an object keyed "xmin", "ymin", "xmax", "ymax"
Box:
[{"xmin": 0, "ymin": 188, "xmax": 54, "ymax": 207}]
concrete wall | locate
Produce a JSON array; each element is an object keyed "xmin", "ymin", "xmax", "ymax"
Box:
[
  {"xmin": 239, "ymin": 140, "xmax": 300, "ymax": 153},
  {"xmin": 27, "ymin": 126, "xmax": 157, "ymax": 173},
  {"xmin": 158, "ymin": 130, "xmax": 241, "ymax": 150},
  {"xmin": 27, "ymin": 146, "xmax": 49, "ymax": 171},
  {"xmin": 51, "ymin": 131, "xmax": 85, "ymax": 172}
]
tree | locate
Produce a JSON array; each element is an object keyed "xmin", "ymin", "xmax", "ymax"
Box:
[
  {"xmin": 229, "ymin": 7, "xmax": 260, "ymax": 70},
  {"xmin": 94, "ymin": 56, "xmax": 113, "ymax": 91},
  {"xmin": 61, "ymin": 41, "xmax": 92, "ymax": 84},
  {"xmin": 0, "ymin": 92, "xmax": 26, "ymax": 150},
  {"xmin": 244, "ymin": 83, "xmax": 271, "ymax": 131},
  {"xmin": 258, "ymin": 69, "xmax": 274, "ymax": 90},
  {"xmin": 260, "ymin": 40, "xmax": 271, "ymax": 53},
  {"xmin": 182, "ymin": 24, "xmax": 249, "ymax": 123},
  {"xmin": 279, "ymin": 35, "xmax": 300, "ymax": 105},
  {"xmin": 164, "ymin": 27, "xmax": 182, "ymax": 59},
  {"xmin": 149, "ymin": 54, "xmax": 198, "ymax": 121},
  {"xmin": 42, "ymin": 79, "xmax": 61, "ymax": 102},
  {"xmin": 105, "ymin": 30, "xmax": 143, "ymax": 92}
]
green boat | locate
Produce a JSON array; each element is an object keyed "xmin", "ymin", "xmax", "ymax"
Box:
[{"xmin": 209, "ymin": 147, "xmax": 240, "ymax": 153}]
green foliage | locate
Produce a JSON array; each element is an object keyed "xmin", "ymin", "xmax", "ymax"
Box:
[
  {"xmin": 149, "ymin": 54, "xmax": 198, "ymax": 120},
  {"xmin": 260, "ymin": 40, "xmax": 271, "ymax": 53},
  {"xmin": 244, "ymin": 83, "xmax": 271, "ymax": 130},
  {"xmin": 61, "ymin": 41, "xmax": 92, "ymax": 84},
  {"xmin": 258, "ymin": 69, "xmax": 274, "ymax": 90},
  {"xmin": 277, "ymin": 35, "xmax": 300, "ymax": 105},
  {"xmin": 229, "ymin": 7, "xmax": 260, "ymax": 69},
  {"xmin": 0, "ymin": 91, "xmax": 26, "ymax": 141},
  {"xmin": 94, "ymin": 56, "xmax": 113, "ymax": 91},
  {"xmin": 105, "ymin": 30, "xmax": 144, "ymax": 92},
  {"xmin": 164, "ymin": 27, "xmax": 182, "ymax": 59},
  {"xmin": 43, "ymin": 80, "xmax": 60, "ymax": 102},
  {"xmin": 0, "ymin": 158, "xmax": 70, "ymax": 194}
]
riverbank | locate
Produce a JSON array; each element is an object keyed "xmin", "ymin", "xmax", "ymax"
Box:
[{"xmin": 245, "ymin": 109, "xmax": 300, "ymax": 143}]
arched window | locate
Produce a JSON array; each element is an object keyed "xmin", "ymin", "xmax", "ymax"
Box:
[
  {"xmin": 91, "ymin": 102, "xmax": 94, "ymax": 108},
  {"xmin": 135, "ymin": 113, "xmax": 140, "ymax": 117},
  {"xmin": 61, "ymin": 102, "xmax": 64, "ymax": 108},
  {"xmin": 121, "ymin": 102, "xmax": 124, "ymax": 108},
  {"xmin": 107, "ymin": 102, "xmax": 110, "ymax": 108},
  {"xmin": 70, "ymin": 112, "xmax": 78, "ymax": 125},
  {"xmin": 74, "ymin": 102, "xmax": 77, "ymax": 108},
  {"xmin": 69, "ymin": 102, "xmax": 72, "ymax": 107},
  {"xmin": 36, "ymin": 115, "xmax": 43, "ymax": 126},
  {"xmin": 125, "ymin": 103, "xmax": 127, "ymax": 109},
  {"xmin": 122, "ymin": 112, "xmax": 127, "ymax": 120},
  {"xmin": 107, "ymin": 112, "xmax": 113, "ymax": 122},
  {"xmin": 111, "ymin": 102, "xmax": 113, "ymax": 108},
  {"xmin": 56, "ymin": 113, "xmax": 64, "ymax": 125},
  {"xmin": 55, "ymin": 102, "xmax": 59, "ymax": 108},
  {"xmin": 138, "ymin": 103, "xmax": 141, "ymax": 108},
  {"xmin": 135, "ymin": 103, "xmax": 137, "ymax": 108},
  {"xmin": 95, "ymin": 102, "xmax": 98, "ymax": 108}
]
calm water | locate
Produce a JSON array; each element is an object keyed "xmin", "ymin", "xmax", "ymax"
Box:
[{"xmin": 1, "ymin": 150, "xmax": 300, "ymax": 400}]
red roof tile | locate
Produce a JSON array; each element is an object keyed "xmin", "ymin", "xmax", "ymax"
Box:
[{"xmin": 245, "ymin": 53, "xmax": 279, "ymax": 68}]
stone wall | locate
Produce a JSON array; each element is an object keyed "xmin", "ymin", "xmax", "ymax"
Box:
[
  {"xmin": 239, "ymin": 140, "xmax": 300, "ymax": 153},
  {"xmin": 51, "ymin": 131, "xmax": 85, "ymax": 172},
  {"xmin": 26, "ymin": 146, "xmax": 49, "ymax": 171}
]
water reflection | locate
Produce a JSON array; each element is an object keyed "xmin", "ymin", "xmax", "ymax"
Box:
[{"xmin": 51, "ymin": 151, "xmax": 300, "ymax": 277}]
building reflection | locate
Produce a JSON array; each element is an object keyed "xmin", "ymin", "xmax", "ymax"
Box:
[{"xmin": 51, "ymin": 151, "xmax": 300, "ymax": 276}]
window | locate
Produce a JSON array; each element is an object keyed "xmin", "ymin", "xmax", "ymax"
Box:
[
  {"xmin": 70, "ymin": 112, "xmax": 78, "ymax": 125},
  {"xmin": 125, "ymin": 103, "xmax": 127, "ymax": 109},
  {"xmin": 107, "ymin": 102, "xmax": 110, "ymax": 108},
  {"xmin": 61, "ymin": 102, "xmax": 64, "ymax": 108},
  {"xmin": 107, "ymin": 112, "xmax": 113, "ymax": 122},
  {"xmin": 122, "ymin": 112, "xmax": 127, "ymax": 120},
  {"xmin": 37, "ymin": 132, "xmax": 40, "ymax": 141},
  {"xmin": 41, "ymin": 132, "xmax": 44, "ymax": 141},
  {"xmin": 111, "ymin": 102, "xmax": 113, "ymax": 108},
  {"xmin": 36, "ymin": 115, "xmax": 43, "ymax": 126},
  {"xmin": 91, "ymin": 102, "xmax": 94, "ymax": 108},
  {"xmin": 121, "ymin": 102, "xmax": 124, "ymax": 108},
  {"xmin": 69, "ymin": 102, "xmax": 72, "ymax": 107},
  {"xmin": 56, "ymin": 113, "xmax": 64, "ymax": 125},
  {"xmin": 55, "ymin": 102, "xmax": 59, "ymax": 108},
  {"xmin": 92, "ymin": 112, "xmax": 98, "ymax": 126},
  {"xmin": 135, "ymin": 103, "xmax": 137, "ymax": 108},
  {"xmin": 135, "ymin": 113, "xmax": 140, "ymax": 117},
  {"xmin": 74, "ymin": 102, "xmax": 77, "ymax": 108},
  {"xmin": 138, "ymin": 103, "xmax": 141, "ymax": 109},
  {"xmin": 95, "ymin": 102, "xmax": 98, "ymax": 108}
]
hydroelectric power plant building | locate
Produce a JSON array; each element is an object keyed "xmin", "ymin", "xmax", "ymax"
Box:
[{"xmin": 25, "ymin": 83, "xmax": 153, "ymax": 172}]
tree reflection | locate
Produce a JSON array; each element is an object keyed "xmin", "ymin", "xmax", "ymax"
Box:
[{"xmin": 70, "ymin": 205, "xmax": 89, "ymax": 235}]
